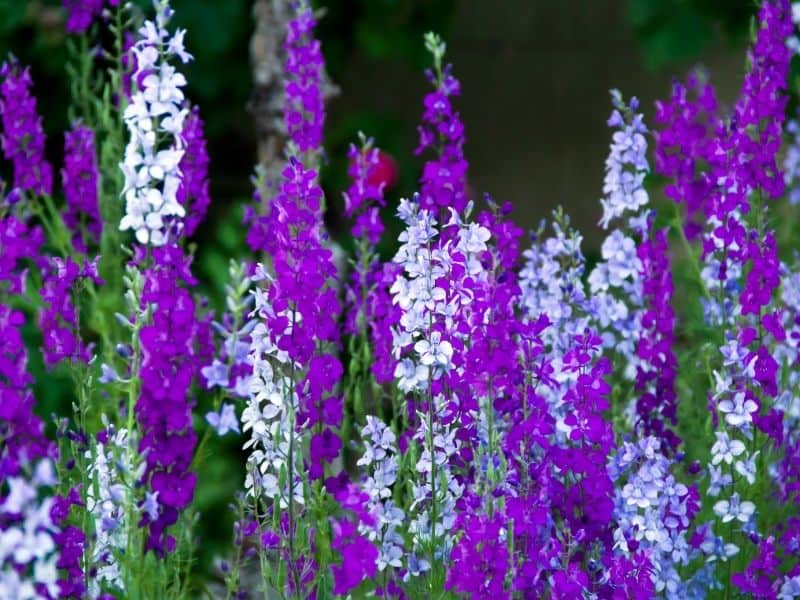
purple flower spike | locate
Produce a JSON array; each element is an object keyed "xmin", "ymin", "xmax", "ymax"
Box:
[
  {"xmin": 62, "ymin": 124, "xmax": 101, "ymax": 251},
  {"xmin": 136, "ymin": 244, "xmax": 200, "ymax": 555},
  {"xmin": 284, "ymin": 7, "xmax": 325, "ymax": 153},
  {"xmin": 177, "ymin": 107, "xmax": 211, "ymax": 237},
  {"xmin": 416, "ymin": 39, "xmax": 469, "ymax": 214},
  {"xmin": 63, "ymin": 0, "xmax": 105, "ymax": 34},
  {"xmin": 0, "ymin": 58, "xmax": 53, "ymax": 201}
]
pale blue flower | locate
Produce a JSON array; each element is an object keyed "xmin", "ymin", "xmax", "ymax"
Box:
[{"xmin": 205, "ymin": 403, "xmax": 240, "ymax": 436}]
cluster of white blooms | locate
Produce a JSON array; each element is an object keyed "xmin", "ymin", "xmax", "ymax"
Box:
[
  {"xmin": 390, "ymin": 198, "xmax": 448, "ymax": 391},
  {"xmin": 242, "ymin": 266, "xmax": 304, "ymax": 508},
  {"xmin": 389, "ymin": 196, "xmax": 491, "ymax": 576},
  {"xmin": 704, "ymin": 334, "xmax": 762, "ymax": 550},
  {"xmin": 406, "ymin": 392, "xmax": 463, "ymax": 561},
  {"xmin": 85, "ymin": 422, "xmax": 144, "ymax": 598},
  {"xmin": 0, "ymin": 460, "xmax": 59, "ymax": 600},
  {"xmin": 357, "ymin": 416, "xmax": 405, "ymax": 573},
  {"xmin": 120, "ymin": 0, "xmax": 193, "ymax": 245}
]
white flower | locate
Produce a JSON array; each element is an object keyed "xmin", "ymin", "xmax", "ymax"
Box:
[
  {"xmin": 713, "ymin": 493, "xmax": 756, "ymax": 524},
  {"xmin": 2, "ymin": 478, "xmax": 37, "ymax": 514},
  {"xmin": 735, "ymin": 451, "xmax": 758, "ymax": 485},
  {"xmin": 718, "ymin": 392, "xmax": 758, "ymax": 428},
  {"xmin": 394, "ymin": 358, "xmax": 429, "ymax": 393},
  {"xmin": 600, "ymin": 230, "xmax": 639, "ymax": 286},
  {"xmin": 414, "ymin": 331, "xmax": 453, "ymax": 369},
  {"xmin": 710, "ymin": 431, "xmax": 746, "ymax": 466},
  {"xmin": 707, "ymin": 464, "xmax": 733, "ymax": 496},
  {"xmin": 459, "ymin": 223, "xmax": 491, "ymax": 253}
]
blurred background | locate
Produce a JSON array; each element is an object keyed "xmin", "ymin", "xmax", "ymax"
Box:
[{"xmin": 0, "ymin": 0, "xmax": 762, "ymax": 573}]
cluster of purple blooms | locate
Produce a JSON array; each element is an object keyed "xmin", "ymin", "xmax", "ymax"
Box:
[{"xmin": 5, "ymin": 0, "xmax": 800, "ymax": 597}]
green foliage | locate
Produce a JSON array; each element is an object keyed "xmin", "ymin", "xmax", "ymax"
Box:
[{"xmin": 627, "ymin": 0, "xmax": 755, "ymax": 69}]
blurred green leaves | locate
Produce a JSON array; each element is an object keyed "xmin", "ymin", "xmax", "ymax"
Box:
[{"xmin": 627, "ymin": 0, "xmax": 755, "ymax": 69}]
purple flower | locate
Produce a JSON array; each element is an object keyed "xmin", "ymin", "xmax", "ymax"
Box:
[
  {"xmin": 135, "ymin": 244, "xmax": 199, "ymax": 554},
  {"xmin": 0, "ymin": 58, "xmax": 53, "ymax": 201},
  {"xmin": 284, "ymin": 7, "xmax": 324, "ymax": 152},
  {"xmin": 344, "ymin": 140, "xmax": 388, "ymax": 219},
  {"xmin": 0, "ymin": 218, "xmax": 52, "ymax": 478},
  {"xmin": 330, "ymin": 519, "xmax": 378, "ymax": 595},
  {"xmin": 62, "ymin": 124, "xmax": 101, "ymax": 251},
  {"xmin": 63, "ymin": 0, "xmax": 105, "ymax": 34},
  {"xmin": 38, "ymin": 257, "xmax": 93, "ymax": 368},
  {"xmin": 654, "ymin": 71, "xmax": 720, "ymax": 239},
  {"xmin": 446, "ymin": 513, "xmax": 510, "ymax": 597},
  {"xmin": 176, "ymin": 107, "xmax": 211, "ymax": 237},
  {"xmin": 416, "ymin": 35, "xmax": 468, "ymax": 214}
]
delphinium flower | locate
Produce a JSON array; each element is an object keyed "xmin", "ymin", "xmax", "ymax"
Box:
[
  {"xmin": 653, "ymin": 72, "xmax": 720, "ymax": 238},
  {"xmin": 0, "ymin": 213, "xmax": 50, "ymax": 476},
  {"xmin": 0, "ymin": 461, "xmax": 62, "ymax": 599},
  {"xmin": 242, "ymin": 2, "xmax": 351, "ymax": 592},
  {"xmin": 84, "ymin": 419, "xmax": 143, "ymax": 597},
  {"xmin": 589, "ymin": 90, "xmax": 680, "ymax": 452},
  {"xmin": 134, "ymin": 243, "xmax": 199, "ymax": 554},
  {"xmin": 0, "ymin": 58, "xmax": 53, "ymax": 202},
  {"xmin": 418, "ymin": 198, "xmax": 524, "ymax": 598},
  {"xmin": 609, "ymin": 436, "xmax": 706, "ymax": 597},
  {"xmin": 356, "ymin": 416, "xmax": 405, "ymax": 588},
  {"xmin": 785, "ymin": 115, "xmax": 800, "ymax": 205},
  {"xmin": 546, "ymin": 329, "xmax": 629, "ymax": 594},
  {"xmin": 283, "ymin": 3, "xmax": 324, "ymax": 155},
  {"xmin": 495, "ymin": 314, "xmax": 652, "ymax": 596},
  {"xmin": 775, "ymin": 268, "xmax": 800, "ymax": 500},
  {"xmin": 119, "ymin": 0, "xmax": 192, "ymax": 245},
  {"xmin": 589, "ymin": 91, "xmax": 647, "ymax": 352},
  {"xmin": 457, "ymin": 199, "xmax": 525, "ymax": 477},
  {"xmin": 201, "ymin": 260, "xmax": 254, "ymax": 421},
  {"xmin": 63, "ymin": 0, "xmax": 116, "ymax": 34},
  {"xmin": 38, "ymin": 256, "xmax": 97, "ymax": 368},
  {"xmin": 390, "ymin": 197, "xmax": 476, "ymax": 577},
  {"xmin": 788, "ymin": 11, "xmax": 800, "ymax": 204},
  {"xmin": 243, "ymin": 159, "xmax": 343, "ymax": 592},
  {"xmin": 340, "ymin": 141, "xmax": 401, "ymax": 388},
  {"xmin": 176, "ymin": 106, "xmax": 211, "ymax": 237},
  {"xmin": 520, "ymin": 211, "xmax": 593, "ymax": 356},
  {"xmin": 0, "ymin": 203, "xmax": 74, "ymax": 598},
  {"xmin": 62, "ymin": 124, "xmax": 102, "ymax": 252},
  {"xmin": 342, "ymin": 136, "xmax": 390, "ymax": 423},
  {"xmin": 415, "ymin": 33, "xmax": 468, "ymax": 215},
  {"xmin": 327, "ymin": 481, "xmax": 379, "ymax": 595},
  {"xmin": 691, "ymin": 0, "xmax": 792, "ymax": 589},
  {"xmin": 446, "ymin": 512, "xmax": 509, "ymax": 599},
  {"xmin": 519, "ymin": 212, "xmax": 596, "ymax": 426},
  {"xmin": 343, "ymin": 136, "xmax": 387, "ymax": 246}
]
